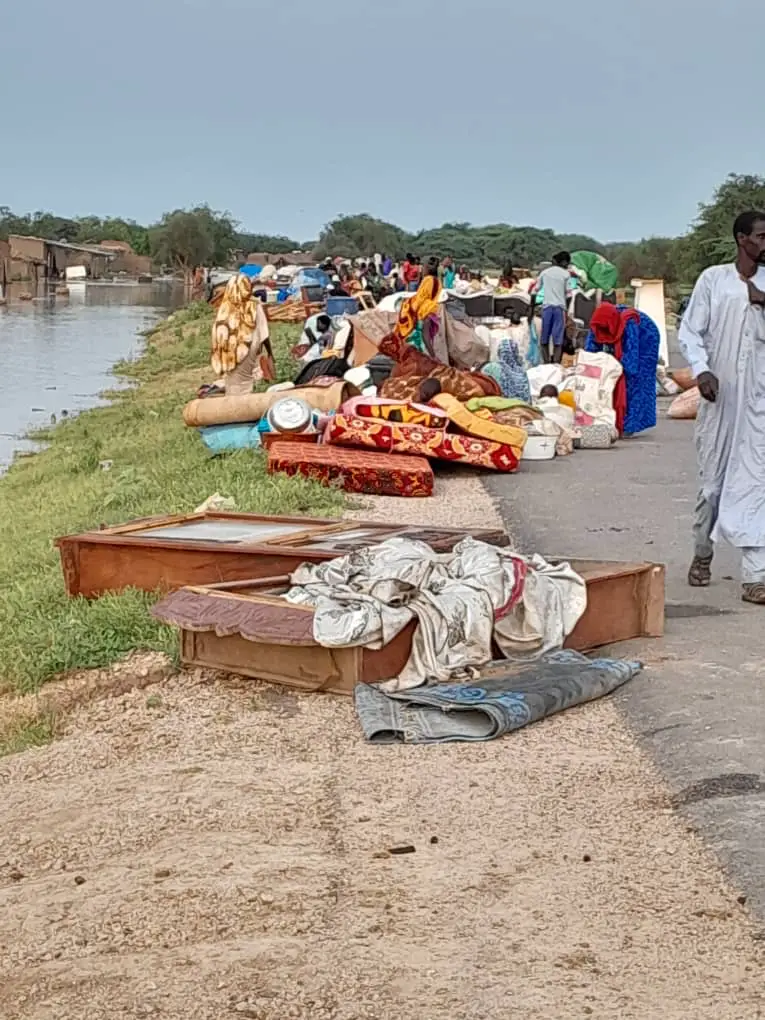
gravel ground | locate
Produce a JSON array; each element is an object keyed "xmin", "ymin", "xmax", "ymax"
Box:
[{"xmin": 0, "ymin": 470, "xmax": 763, "ymax": 1019}]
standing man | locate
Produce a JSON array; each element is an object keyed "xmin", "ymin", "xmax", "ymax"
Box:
[
  {"xmin": 401, "ymin": 253, "xmax": 419, "ymax": 291},
  {"xmin": 531, "ymin": 251, "xmax": 571, "ymax": 363},
  {"xmin": 680, "ymin": 211, "xmax": 765, "ymax": 603}
]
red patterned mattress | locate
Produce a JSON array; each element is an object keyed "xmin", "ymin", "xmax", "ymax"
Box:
[
  {"xmin": 267, "ymin": 441, "xmax": 434, "ymax": 497},
  {"xmin": 325, "ymin": 414, "xmax": 520, "ymax": 473}
]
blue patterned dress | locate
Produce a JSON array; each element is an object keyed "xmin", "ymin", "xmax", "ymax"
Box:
[{"xmin": 585, "ymin": 308, "xmax": 660, "ymax": 435}]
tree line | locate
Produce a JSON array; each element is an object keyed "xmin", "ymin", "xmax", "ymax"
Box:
[
  {"xmin": 0, "ymin": 205, "xmax": 301, "ymax": 277},
  {"xmin": 2, "ymin": 174, "xmax": 763, "ymax": 284}
]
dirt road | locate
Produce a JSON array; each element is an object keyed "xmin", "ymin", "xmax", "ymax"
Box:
[{"xmin": 1, "ymin": 475, "xmax": 763, "ymax": 1019}]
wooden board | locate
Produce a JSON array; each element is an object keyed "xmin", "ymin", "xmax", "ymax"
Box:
[
  {"xmin": 562, "ymin": 559, "xmax": 665, "ymax": 650},
  {"xmin": 56, "ymin": 511, "xmax": 508, "ymax": 599},
  {"xmin": 154, "ymin": 558, "xmax": 665, "ymax": 696}
]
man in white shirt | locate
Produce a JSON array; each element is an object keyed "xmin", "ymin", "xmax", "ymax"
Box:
[
  {"xmin": 531, "ymin": 251, "xmax": 571, "ymax": 363},
  {"xmin": 679, "ymin": 211, "xmax": 765, "ymax": 603}
]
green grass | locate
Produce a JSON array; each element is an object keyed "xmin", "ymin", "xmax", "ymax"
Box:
[
  {"xmin": 0, "ymin": 713, "xmax": 58, "ymax": 757},
  {"xmin": 0, "ymin": 303, "xmax": 344, "ymax": 693}
]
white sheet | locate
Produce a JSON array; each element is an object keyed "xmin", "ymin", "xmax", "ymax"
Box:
[{"xmin": 286, "ymin": 537, "xmax": 586, "ymax": 692}]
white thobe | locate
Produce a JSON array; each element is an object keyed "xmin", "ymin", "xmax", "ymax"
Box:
[{"xmin": 679, "ymin": 264, "xmax": 765, "ymax": 575}]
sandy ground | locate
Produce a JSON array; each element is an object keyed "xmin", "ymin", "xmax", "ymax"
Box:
[{"xmin": 1, "ymin": 471, "xmax": 764, "ymax": 1020}]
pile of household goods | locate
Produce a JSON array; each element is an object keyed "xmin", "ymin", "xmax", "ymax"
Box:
[
  {"xmin": 150, "ymin": 533, "xmax": 650, "ymax": 744},
  {"xmin": 56, "ymin": 511, "xmax": 662, "ymax": 744},
  {"xmin": 207, "ymin": 264, "xmax": 329, "ymax": 321},
  {"xmin": 182, "ymin": 273, "xmax": 662, "ymax": 498}
]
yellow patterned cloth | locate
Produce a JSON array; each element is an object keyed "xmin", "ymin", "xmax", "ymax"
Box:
[
  {"xmin": 431, "ymin": 392, "xmax": 527, "ymax": 455},
  {"xmin": 393, "ymin": 276, "xmax": 443, "ymax": 343},
  {"xmin": 211, "ymin": 274, "xmax": 268, "ymax": 376},
  {"xmin": 353, "ymin": 401, "xmax": 444, "ymax": 427}
]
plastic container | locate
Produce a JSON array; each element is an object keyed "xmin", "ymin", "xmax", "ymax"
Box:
[
  {"xmin": 522, "ymin": 435, "xmax": 556, "ymax": 460},
  {"xmin": 326, "ymin": 296, "xmax": 359, "ymax": 317}
]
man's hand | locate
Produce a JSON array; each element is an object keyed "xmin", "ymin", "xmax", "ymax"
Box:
[
  {"xmin": 747, "ymin": 280, "xmax": 765, "ymax": 306},
  {"xmin": 697, "ymin": 371, "xmax": 719, "ymax": 403}
]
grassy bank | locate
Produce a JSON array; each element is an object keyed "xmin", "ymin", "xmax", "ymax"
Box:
[{"xmin": 0, "ymin": 303, "xmax": 344, "ymax": 694}]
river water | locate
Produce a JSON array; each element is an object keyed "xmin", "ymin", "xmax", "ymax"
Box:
[{"xmin": 0, "ymin": 282, "xmax": 185, "ymax": 470}]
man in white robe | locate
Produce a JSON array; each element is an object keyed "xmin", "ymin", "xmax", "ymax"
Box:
[{"xmin": 679, "ymin": 211, "xmax": 765, "ymax": 603}]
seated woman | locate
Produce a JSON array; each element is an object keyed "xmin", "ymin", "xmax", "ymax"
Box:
[
  {"xmin": 481, "ymin": 338, "xmax": 531, "ymax": 402},
  {"xmin": 392, "ymin": 258, "xmax": 443, "ymax": 356}
]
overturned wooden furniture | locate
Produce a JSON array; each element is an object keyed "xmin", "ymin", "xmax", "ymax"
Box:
[
  {"xmin": 56, "ymin": 511, "xmax": 509, "ymax": 599},
  {"xmin": 153, "ymin": 578, "xmax": 416, "ymax": 696},
  {"xmin": 560, "ymin": 558, "xmax": 665, "ymax": 649},
  {"xmin": 152, "ymin": 558, "xmax": 665, "ymax": 696}
]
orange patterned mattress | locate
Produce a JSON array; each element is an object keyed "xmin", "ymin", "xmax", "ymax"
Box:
[
  {"xmin": 325, "ymin": 414, "xmax": 520, "ymax": 473},
  {"xmin": 267, "ymin": 441, "xmax": 434, "ymax": 497}
]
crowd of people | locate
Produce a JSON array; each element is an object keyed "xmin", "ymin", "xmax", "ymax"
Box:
[{"xmin": 321, "ymin": 253, "xmax": 527, "ymax": 303}]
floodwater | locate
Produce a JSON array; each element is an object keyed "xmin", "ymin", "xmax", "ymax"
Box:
[{"xmin": 0, "ymin": 281, "xmax": 185, "ymax": 471}]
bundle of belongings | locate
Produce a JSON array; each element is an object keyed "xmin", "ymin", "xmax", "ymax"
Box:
[
  {"xmin": 284, "ymin": 535, "xmax": 641, "ymax": 743},
  {"xmin": 183, "ymin": 272, "xmax": 662, "ymax": 493}
]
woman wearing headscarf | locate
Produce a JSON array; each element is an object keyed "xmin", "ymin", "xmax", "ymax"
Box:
[
  {"xmin": 481, "ymin": 338, "xmax": 532, "ymax": 402},
  {"xmin": 392, "ymin": 258, "xmax": 443, "ymax": 356},
  {"xmin": 210, "ymin": 274, "xmax": 272, "ymax": 395},
  {"xmin": 586, "ymin": 302, "xmax": 660, "ymax": 435}
]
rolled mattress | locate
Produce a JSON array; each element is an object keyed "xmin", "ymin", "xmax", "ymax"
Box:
[{"xmin": 183, "ymin": 380, "xmax": 356, "ymax": 427}]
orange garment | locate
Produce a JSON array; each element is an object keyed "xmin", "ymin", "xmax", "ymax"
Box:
[
  {"xmin": 393, "ymin": 275, "xmax": 442, "ymax": 343},
  {"xmin": 559, "ymin": 391, "xmax": 576, "ymax": 410}
]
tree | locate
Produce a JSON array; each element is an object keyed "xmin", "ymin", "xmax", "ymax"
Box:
[
  {"xmin": 557, "ymin": 233, "xmax": 605, "ymax": 255},
  {"xmin": 605, "ymin": 237, "xmax": 682, "ymax": 284},
  {"xmin": 237, "ymin": 232, "xmax": 302, "ymax": 255},
  {"xmin": 683, "ymin": 173, "xmax": 765, "ymax": 277},
  {"xmin": 148, "ymin": 206, "xmax": 237, "ymax": 278},
  {"xmin": 314, "ymin": 214, "xmax": 409, "ymax": 259}
]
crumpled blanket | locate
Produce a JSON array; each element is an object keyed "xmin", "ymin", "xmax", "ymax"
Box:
[{"xmin": 285, "ymin": 537, "xmax": 587, "ymax": 692}]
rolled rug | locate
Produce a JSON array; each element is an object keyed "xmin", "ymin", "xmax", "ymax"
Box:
[{"xmin": 182, "ymin": 379, "xmax": 358, "ymax": 427}]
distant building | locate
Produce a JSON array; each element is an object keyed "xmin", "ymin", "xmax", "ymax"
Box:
[
  {"xmin": 245, "ymin": 250, "xmax": 316, "ymax": 268},
  {"xmin": 96, "ymin": 240, "xmax": 152, "ymax": 277},
  {"xmin": 6, "ymin": 234, "xmax": 152, "ymax": 282}
]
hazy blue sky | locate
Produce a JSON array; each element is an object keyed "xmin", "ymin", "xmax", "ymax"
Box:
[{"xmin": 2, "ymin": 0, "xmax": 761, "ymax": 242}]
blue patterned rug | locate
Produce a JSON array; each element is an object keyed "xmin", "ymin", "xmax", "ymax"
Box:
[{"xmin": 354, "ymin": 650, "xmax": 641, "ymax": 744}]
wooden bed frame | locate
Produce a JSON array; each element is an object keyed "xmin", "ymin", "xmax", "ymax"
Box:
[
  {"xmin": 152, "ymin": 559, "xmax": 665, "ymax": 696},
  {"xmin": 55, "ymin": 511, "xmax": 509, "ymax": 599}
]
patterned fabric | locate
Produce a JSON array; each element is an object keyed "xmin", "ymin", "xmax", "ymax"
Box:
[
  {"xmin": 379, "ymin": 332, "xmax": 501, "ymax": 401},
  {"xmin": 211, "ymin": 274, "xmax": 268, "ymax": 377},
  {"xmin": 354, "ymin": 650, "xmax": 641, "ymax": 744},
  {"xmin": 481, "ymin": 339, "xmax": 532, "ymax": 401},
  {"xmin": 431, "ymin": 392, "xmax": 527, "ymax": 455},
  {"xmin": 586, "ymin": 307, "xmax": 660, "ymax": 435},
  {"xmin": 394, "ymin": 276, "xmax": 442, "ymax": 345},
  {"xmin": 325, "ymin": 414, "xmax": 520, "ymax": 472},
  {"xmin": 267, "ymin": 441, "xmax": 434, "ymax": 497},
  {"xmin": 352, "ymin": 400, "xmax": 444, "ymax": 427}
]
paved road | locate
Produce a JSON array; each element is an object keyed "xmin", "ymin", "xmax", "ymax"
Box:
[{"xmin": 486, "ymin": 408, "xmax": 765, "ymax": 916}]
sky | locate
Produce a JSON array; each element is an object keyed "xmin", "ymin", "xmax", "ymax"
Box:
[{"xmin": 1, "ymin": 0, "xmax": 762, "ymax": 244}]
